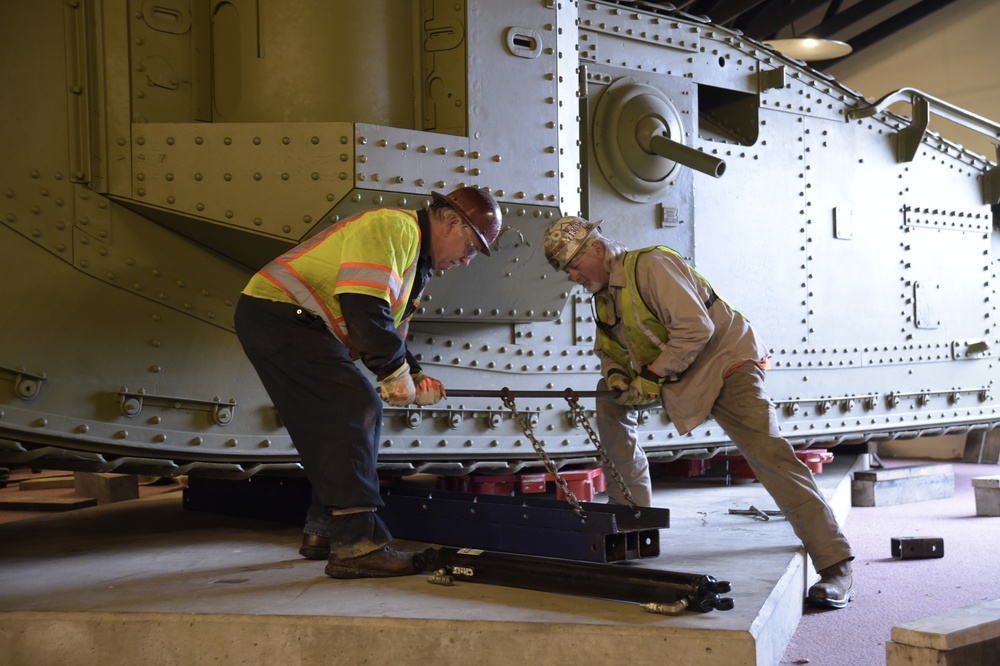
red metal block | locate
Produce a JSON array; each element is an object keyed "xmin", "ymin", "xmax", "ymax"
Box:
[
  {"xmin": 440, "ymin": 468, "xmax": 606, "ymax": 501},
  {"xmin": 716, "ymin": 449, "xmax": 833, "ymax": 480},
  {"xmin": 552, "ymin": 467, "xmax": 604, "ymax": 502}
]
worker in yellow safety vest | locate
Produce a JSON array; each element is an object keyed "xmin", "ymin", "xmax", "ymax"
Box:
[
  {"xmin": 235, "ymin": 187, "xmax": 501, "ymax": 579},
  {"xmin": 543, "ymin": 215, "xmax": 855, "ymax": 610}
]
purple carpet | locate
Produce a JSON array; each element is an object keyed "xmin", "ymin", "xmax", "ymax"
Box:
[{"xmin": 780, "ymin": 459, "xmax": 1000, "ymax": 665}]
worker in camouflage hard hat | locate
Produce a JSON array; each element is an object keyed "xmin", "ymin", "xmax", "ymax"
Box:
[
  {"xmin": 542, "ymin": 213, "xmax": 856, "ymax": 612},
  {"xmin": 543, "ymin": 216, "xmax": 602, "ymax": 271}
]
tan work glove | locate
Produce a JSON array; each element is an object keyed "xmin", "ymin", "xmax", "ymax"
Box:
[
  {"xmin": 606, "ymin": 369, "xmax": 629, "ymax": 394},
  {"xmin": 615, "ymin": 366, "xmax": 663, "ymax": 406},
  {"xmin": 378, "ymin": 362, "xmax": 416, "ymax": 406},
  {"xmin": 412, "ymin": 371, "xmax": 446, "ymax": 406}
]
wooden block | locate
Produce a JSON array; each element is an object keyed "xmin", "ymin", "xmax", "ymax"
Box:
[
  {"xmin": 73, "ymin": 472, "xmax": 139, "ymax": 504},
  {"xmin": 887, "ymin": 640, "xmax": 1000, "ymax": 666},
  {"xmin": 852, "ymin": 464, "xmax": 954, "ymax": 507},
  {"xmin": 886, "ymin": 598, "xmax": 1000, "ymax": 666},
  {"xmin": 0, "ymin": 497, "xmax": 98, "ymax": 511},
  {"xmin": 972, "ymin": 475, "xmax": 1000, "ymax": 517},
  {"xmin": 854, "ymin": 463, "xmax": 954, "ymax": 482},
  {"xmin": 18, "ymin": 475, "xmax": 75, "ymax": 491}
]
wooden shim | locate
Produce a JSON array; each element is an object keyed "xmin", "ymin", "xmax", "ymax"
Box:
[
  {"xmin": 0, "ymin": 497, "xmax": 98, "ymax": 512},
  {"xmin": 854, "ymin": 463, "xmax": 954, "ymax": 482},
  {"xmin": 18, "ymin": 476, "xmax": 76, "ymax": 491}
]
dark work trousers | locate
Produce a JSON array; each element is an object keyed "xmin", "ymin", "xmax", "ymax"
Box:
[{"xmin": 233, "ymin": 294, "xmax": 392, "ymax": 558}]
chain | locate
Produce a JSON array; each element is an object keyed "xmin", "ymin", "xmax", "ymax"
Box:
[
  {"xmin": 564, "ymin": 389, "xmax": 641, "ymax": 515},
  {"xmin": 501, "ymin": 389, "xmax": 588, "ymax": 520}
]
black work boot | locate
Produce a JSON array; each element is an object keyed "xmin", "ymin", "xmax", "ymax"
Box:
[
  {"xmin": 806, "ymin": 558, "xmax": 854, "ymax": 609},
  {"xmin": 299, "ymin": 533, "xmax": 331, "ymax": 560}
]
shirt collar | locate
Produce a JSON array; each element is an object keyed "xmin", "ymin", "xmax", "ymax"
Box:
[
  {"xmin": 417, "ymin": 208, "xmax": 433, "ymax": 268},
  {"xmin": 606, "ymin": 252, "xmax": 627, "ymax": 289}
]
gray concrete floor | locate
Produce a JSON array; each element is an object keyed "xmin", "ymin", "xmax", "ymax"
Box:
[{"xmin": 0, "ymin": 454, "xmax": 862, "ymax": 666}]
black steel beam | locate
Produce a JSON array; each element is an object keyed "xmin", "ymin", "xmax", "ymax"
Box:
[{"xmin": 380, "ymin": 487, "xmax": 669, "ymax": 563}]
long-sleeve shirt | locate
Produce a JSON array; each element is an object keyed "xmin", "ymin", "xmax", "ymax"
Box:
[{"xmin": 595, "ymin": 248, "xmax": 769, "ymax": 434}]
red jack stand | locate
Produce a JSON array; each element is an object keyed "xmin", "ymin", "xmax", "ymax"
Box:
[{"xmin": 439, "ymin": 467, "xmax": 606, "ymax": 501}]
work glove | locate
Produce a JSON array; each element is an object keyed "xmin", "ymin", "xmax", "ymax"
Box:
[
  {"xmin": 615, "ymin": 365, "xmax": 664, "ymax": 406},
  {"xmin": 412, "ymin": 371, "xmax": 446, "ymax": 406},
  {"xmin": 378, "ymin": 361, "xmax": 416, "ymax": 406},
  {"xmin": 606, "ymin": 369, "xmax": 629, "ymax": 394}
]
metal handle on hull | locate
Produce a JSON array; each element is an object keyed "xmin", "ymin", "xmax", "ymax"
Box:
[{"xmin": 445, "ymin": 388, "xmax": 617, "ymax": 399}]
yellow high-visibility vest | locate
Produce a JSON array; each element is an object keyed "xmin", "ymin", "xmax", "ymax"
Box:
[{"xmin": 243, "ymin": 208, "xmax": 421, "ymax": 356}]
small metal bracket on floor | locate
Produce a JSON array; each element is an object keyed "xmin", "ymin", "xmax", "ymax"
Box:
[
  {"xmin": 891, "ymin": 536, "xmax": 944, "ymax": 559},
  {"xmin": 728, "ymin": 505, "xmax": 783, "ymax": 521}
]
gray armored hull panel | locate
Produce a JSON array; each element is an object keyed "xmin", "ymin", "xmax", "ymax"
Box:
[{"xmin": 1, "ymin": 0, "xmax": 998, "ymax": 478}]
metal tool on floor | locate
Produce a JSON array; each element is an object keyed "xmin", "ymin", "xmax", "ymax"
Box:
[
  {"xmin": 891, "ymin": 536, "xmax": 945, "ymax": 559},
  {"xmin": 421, "ymin": 546, "xmax": 735, "ymax": 614},
  {"xmin": 729, "ymin": 505, "xmax": 783, "ymax": 521}
]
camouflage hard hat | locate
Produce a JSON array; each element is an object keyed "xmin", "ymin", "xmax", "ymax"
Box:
[
  {"xmin": 543, "ymin": 216, "xmax": 601, "ymax": 271},
  {"xmin": 432, "ymin": 187, "xmax": 502, "ymax": 256}
]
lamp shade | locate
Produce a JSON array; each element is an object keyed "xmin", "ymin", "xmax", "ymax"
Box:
[{"xmin": 763, "ymin": 38, "xmax": 852, "ymax": 61}]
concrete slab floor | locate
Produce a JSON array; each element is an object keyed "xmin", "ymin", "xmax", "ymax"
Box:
[{"xmin": 0, "ymin": 454, "xmax": 863, "ymax": 666}]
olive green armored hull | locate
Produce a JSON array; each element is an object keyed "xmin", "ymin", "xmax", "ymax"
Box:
[{"xmin": 2, "ymin": 0, "xmax": 998, "ymax": 479}]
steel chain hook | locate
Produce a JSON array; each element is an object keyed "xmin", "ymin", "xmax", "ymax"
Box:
[
  {"xmin": 500, "ymin": 389, "xmax": 588, "ymax": 520},
  {"xmin": 563, "ymin": 389, "xmax": 641, "ymax": 515}
]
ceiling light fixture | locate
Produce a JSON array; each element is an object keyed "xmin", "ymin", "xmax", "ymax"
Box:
[{"xmin": 763, "ymin": 37, "xmax": 853, "ymax": 61}]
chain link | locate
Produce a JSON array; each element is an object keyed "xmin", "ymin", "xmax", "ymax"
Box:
[
  {"xmin": 563, "ymin": 390, "xmax": 640, "ymax": 514},
  {"xmin": 501, "ymin": 390, "xmax": 588, "ymax": 520}
]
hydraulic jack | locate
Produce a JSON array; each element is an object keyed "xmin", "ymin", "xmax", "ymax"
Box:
[{"xmin": 421, "ymin": 546, "xmax": 734, "ymax": 615}]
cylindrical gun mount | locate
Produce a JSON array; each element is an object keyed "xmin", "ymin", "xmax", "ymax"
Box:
[
  {"xmin": 647, "ymin": 133, "xmax": 726, "ymax": 178},
  {"xmin": 420, "ymin": 547, "xmax": 734, "ymax": 613}
]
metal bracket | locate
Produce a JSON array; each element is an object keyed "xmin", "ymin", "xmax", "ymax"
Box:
[
  {"xmin": 952, "ymin": 338, "xmax": 992, "ymax": 361},
  {"xmin": 0, "ymin": 366, "xmax": 46, "ymax": 400},
  {"xmin": 986, "ymin": 152, "xmax": 1000, "ymax": 205},
  {"xmin": 117, "ymin": 387, "xmax": 237, "ymax": 425},
  {"xmin": 758, "ymin": 65, "xmax": 786, "ymax": 92},
  {"xmin": 887, "ymin": 386, "xmax": 992, "ymax": 408},
  {"xmin": 848, "ymin": 87, "xmax": 1000, "ymax": 173},
  {"xmin": 779, "ymin": 393, "xmax": 879, "ymax": 416}
]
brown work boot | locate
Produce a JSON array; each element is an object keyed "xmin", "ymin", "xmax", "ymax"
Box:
[
  {"xmin": 299, "ymin": 533, "xmax": 330, "ymax": 560},
  {"xmin": 325, "ymin": 544, "xmax": 421, "ymax": 579},
  {"xmin": 806, "ymin": 558, "xmax": 854, "ymax": 609}
]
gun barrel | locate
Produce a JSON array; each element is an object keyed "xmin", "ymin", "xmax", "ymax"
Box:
[{"xmin": 649, "ymin": 134, "xmax": 726, "ymax": 178}]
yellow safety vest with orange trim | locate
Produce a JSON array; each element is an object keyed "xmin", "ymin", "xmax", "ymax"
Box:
[
  {"xmin": 242, "ymin": 208, "xmax": 421, "ymax": 357},
  {"xmin": 595, "ymin": 246, "xmax": 701, "ymax": 377}
]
